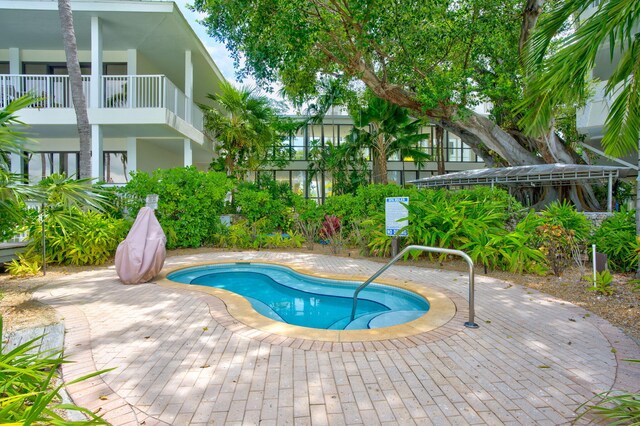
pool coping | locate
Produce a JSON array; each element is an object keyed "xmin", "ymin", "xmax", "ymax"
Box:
[{"xmin": 157, "ymin": 260, "xmax": 458, "ymax": 342}]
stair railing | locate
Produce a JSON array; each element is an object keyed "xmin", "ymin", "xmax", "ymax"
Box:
[{"xmin": 350, "ymin": 245, "xmax": 479, "ymax": 328}]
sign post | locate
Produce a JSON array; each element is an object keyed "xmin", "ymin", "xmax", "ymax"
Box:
[{"xmin": 385, "ymin": 197, "xmax": 409, "ymax": 256}]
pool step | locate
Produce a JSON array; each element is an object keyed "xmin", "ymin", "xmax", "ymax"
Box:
[
  {"xmin": 368, "ymin": 310, "xmax": 426, "ymax": 328},
  {"xmin": 245, "ymin": 296, "xmax": 285, "ymax": 322}
]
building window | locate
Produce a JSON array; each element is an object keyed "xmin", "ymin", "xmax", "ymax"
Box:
[
  {"xmin": 292, "ymin": 129, "xmax": 305, "ymax": 160},
  {"xmin": 25, "ymin": 152, "xmax": 79, "ymax": 183},
  {"xmin": 104, "ymin": 151, "xmax": 128, "ymax": 184}
]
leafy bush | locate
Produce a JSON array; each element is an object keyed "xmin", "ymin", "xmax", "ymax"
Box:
[
  {"xmin": 232, "ymin": 176, "xmax": 310, "ymax": 233},
  {"xmin": 0, "ymin": 317, "xmax": 108, "ymax": 424},
  {"xmin": 591, "ymin": 210, "xmax": 637, "ymax": 272},
  {"xmin": 537, "ymin": 224, "xmax": 576, "ymax": 276},
  {"xmin": 541, "ymin": 200, "xmax": 592, "ymax": 241},
  {"xmin": 122, "ymin": 167, "xmax": 233, "ymax": 249},
  {"xmin": 587, "ymin": 270, "xmax": 615, "ymax": 295},
  {"xmin": 4, "ymin": 254, "xmax": 40, "ymax": 277},
  {"xmin": 19, "ymin": 209, "xmax": 129, "ymax": 267}
]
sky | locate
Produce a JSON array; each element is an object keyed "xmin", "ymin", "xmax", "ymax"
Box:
[{"xmin": 173, "ymin": 1, "xmax": 248, "ymax": 86}]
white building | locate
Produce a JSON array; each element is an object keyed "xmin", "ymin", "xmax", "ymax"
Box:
[{"xmin": 0, "ymin": 0, "xmax": 224, "ymax": 183}]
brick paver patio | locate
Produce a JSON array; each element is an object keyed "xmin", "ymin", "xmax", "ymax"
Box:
[{"xmin": 34, "ymin": 251, "xmax": 640, "ymax": 425}]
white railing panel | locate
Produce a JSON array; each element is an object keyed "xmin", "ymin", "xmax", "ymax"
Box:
[
  {"xmin": 192, "ymin": 103, "xmax": 204, "ymax": 130},
  {"xmin": 102, "ymin": 75, "xmax": 165, "ymax": 109},
  {"xmin": 0, "ymin": 74, "xmax": 90, "ymax": 108}
]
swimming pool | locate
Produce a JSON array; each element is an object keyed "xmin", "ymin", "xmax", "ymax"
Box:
[{"xmin": 167, "ymin": 263, "xmax": 430, "ymax": 330}]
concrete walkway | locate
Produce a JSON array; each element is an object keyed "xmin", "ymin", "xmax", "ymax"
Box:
[{"xmin": 34, "ymin": 251, "xmax": 640, "ymax": 425}]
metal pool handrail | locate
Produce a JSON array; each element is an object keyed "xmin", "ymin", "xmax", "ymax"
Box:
[{"xmin": 349, "ymin": 245, "xmax": 479, "ymax": 328}]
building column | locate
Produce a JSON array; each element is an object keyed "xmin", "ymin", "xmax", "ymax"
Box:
[
  {"xmin": 184, "ymin": 139, "xmax": 193, "ymax": 167},
  {"xmin": 91, "ymin": 125, "xmax": 103, "ymax": 180},
  {"xmin": 9, "ymin": 48, "xmax": 20, "ymax": 74},
  {"xmin": 127, "ymin": 49, "xmax": 137, "ymax": 108},
  {"xmin": 184, "ymin": 50, "xmax": 193, "ymax": 123},
  {"xmin": 90, "ymin": 16, "xmax": 102, "ymax": 108},
  {"xmin": 126, "ymin": 137, "xmax": 137, "ymax": 175}
]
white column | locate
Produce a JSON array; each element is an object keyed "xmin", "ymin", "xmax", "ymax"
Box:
[
  {"xmin": 90, "ymin": 16, "xmax": 102, "ymax": 108},
  {"xmin": 91, "ymin": 125, "xmax": 103, "ymax": 180},
  {"xmin": 184, "ymin": 139, "xmax": 193, "ymax": 167},
  {"xmin": 10, "ymin": 153, "xmax": 23, "ymax": 175},
  {"xmin": 9, "ymin": 48, "xmax": 20, "ymax": 74},
  {"xmin": 126, "ymin": 137, "xmax": 137, "ymax": 174},
  {"xmin": 184, "ymin": 50, "xmax": 193, "ymax": 122},
  {"xmin": 127, "ymin": 49, "xmax": 137, "ymax": 108}
]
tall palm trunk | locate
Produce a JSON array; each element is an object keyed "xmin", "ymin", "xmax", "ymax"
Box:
[
  {"xmin": 371, "ymin": 134, "xmax": 388, "ymax": 184},
  {"xmin": 58, "ymin": 0, "xmax": 91, "ymax": 179}
]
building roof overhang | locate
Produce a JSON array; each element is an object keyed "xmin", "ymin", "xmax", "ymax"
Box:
[{"xmin": 408, "ymin": 163, "xmax": 631, "ymax": 188}]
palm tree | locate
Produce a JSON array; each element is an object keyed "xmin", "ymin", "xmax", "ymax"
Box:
[
  {"xmin": 58, "ymin": 0, "xmax": 91, "ymax": 179},
  {"xmin": 344, "ymin": 94, "xmax": 430, "ymax": 184},
  {"xmin": 1, "ymin": 97, "xmax": 109, "ymax": 270},
  {"xmin": 200, "ymin": 81, "xmax": 281, "ymax": 180},
  {"xmin": 518, "ymin": 0, "xmax": 640, "ymax": 268}
]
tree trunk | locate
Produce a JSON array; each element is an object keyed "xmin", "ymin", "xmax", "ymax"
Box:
[
  {"xmin": 438, "ymin": 112, "xmax": 541, "ymax": 166},
  {"xmin": 371, "ymin": 148, "xmax": 387, "ymax": 184},
  {"xmin": 435, "ymin": 126, "xmax": 445, "ymax": 175},
  {"xmin": 519, "ymin": 0, "xmax": 546, "ymax": 60},
  {"xmin": 58, "ymin": 0, "xmax": 91, "ymax": 179}
]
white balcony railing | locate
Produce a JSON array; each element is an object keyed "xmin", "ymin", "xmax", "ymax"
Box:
[
  {"xmin": 0, "ymin": 74, "xmax": 202, "ymax": 129},
  {"xmin": 0, "ymin": 74, "xmax": 90, "ymax": 108},
  {"xmin": 102, "ymin": 75, "xmax": 201, "ymax": 126}
]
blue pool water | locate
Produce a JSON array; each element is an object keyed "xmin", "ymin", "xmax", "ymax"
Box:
[{"xmin": 167, "ymin": 263, "xmax": 430, "ymax": 330}]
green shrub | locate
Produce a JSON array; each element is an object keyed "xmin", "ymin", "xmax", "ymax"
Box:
[
  {"xmin": 122, "ymin": 167, "xmax": 233, "ymax": 249},
  {"xmin": 541, "ymin": 200, "xmax": 592, "ymax": 241},
  {"xmin": 587, "ymin": 270, "xmax": 615, "ymax": 295},
  {"xmin": 537, "ymin": 223, "xmax": 576, "ymax": 276},
  {"xmin": 5, "ymin": 253, "xmax": 41, "ymax": 277},
  {"xmin": 234, "ymin": 187, "xmax": 290, "ymax": 232},
  {"xmin": 591, "ymin": 210, "xmax": 637, "ymax": 272},
  {"xmin": 23, "ymin": 209, "xmax": 129, "ymax": 266}
]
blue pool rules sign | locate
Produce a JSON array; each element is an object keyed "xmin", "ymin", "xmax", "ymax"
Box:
[{"xmin": 385, "ymin": 197, "xmax": 409, "ymax": 237}]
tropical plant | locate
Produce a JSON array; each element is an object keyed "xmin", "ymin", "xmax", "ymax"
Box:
[
  {"xmin": 1, "ymin": 95, "xmax": 42, "ymax": 237},
  {"xmin": 577, "ymin": 359, "xmax": 640, "ymax": 423},
  {"xmin": 591, "ymin": 210, "xmax": 637, "ymax": 272},
  {"xmin": 541, "ymin": 200, "xmax": 592, "ymax": 242},
  {"xmin": 344, "ymin": 93, "xmax": 430, "ymax": 184},
  {"xmin": 587, "ymin": 270, "xmax": 615, "ymax": 296},
  {"xmin": 306, "ymin": 138, "xmax": 369, "ymax": 198},
  {"xmin": 0, "ymin": 316, "xmax": 108, "ymax": 424},
  {"xmin": 200, "ymin": 81, "xmax": 286, "ymax": 179},
  {"xmin": 536, "ymin": 224, "xmax": 576, "ymax": 276}
]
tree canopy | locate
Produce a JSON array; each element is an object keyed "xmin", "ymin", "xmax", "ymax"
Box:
[{"xmin": 192, "ymin": 0, "xmax": 567, "ymax": 169}]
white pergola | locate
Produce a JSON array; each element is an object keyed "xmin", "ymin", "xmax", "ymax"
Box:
[{"xmin": 408, "ymin": 163, "xmax": 632, "ymax": 212}]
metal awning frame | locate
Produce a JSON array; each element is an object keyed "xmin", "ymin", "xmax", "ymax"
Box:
[{"xmin": 413, "ymin": 169, "xmax": 620, "ymax": 188}]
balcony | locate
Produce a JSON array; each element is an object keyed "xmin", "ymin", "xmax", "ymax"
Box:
[{"xmin": 0, "ymin": 74, "xmax": 203, "ymax": 131}]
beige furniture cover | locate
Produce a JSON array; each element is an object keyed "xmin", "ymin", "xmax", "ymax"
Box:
[{"xmin": 115, "ymin": 207, "xmax": 166, "ymax": 284}]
